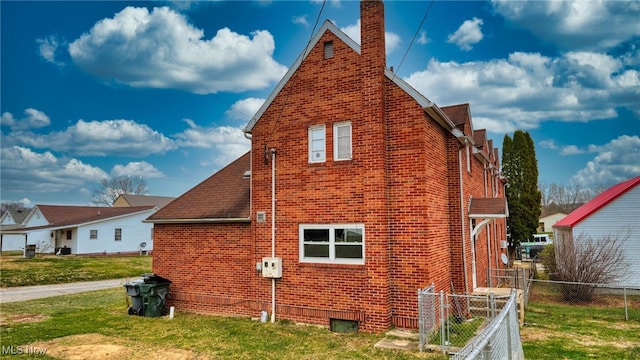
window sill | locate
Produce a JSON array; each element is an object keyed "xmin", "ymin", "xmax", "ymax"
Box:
[{"xmin": 298, "ymin": 261, "xmax": 365, "ymax": 269}]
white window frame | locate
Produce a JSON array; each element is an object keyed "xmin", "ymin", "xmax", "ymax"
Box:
[
  {"xmin": 89, "ymin": 229, "xmax": 98, "ymax": 240},
  {"xmin": 333, "ymin": 122, "xmax": 352, "ymax": 161},
  {"xmin": 299, "ymin": 224, "xmax": 365, "ymax": 265},
  {"xmin": 308, "ymin": 125, "xmax": 326, "ymax": 163}
]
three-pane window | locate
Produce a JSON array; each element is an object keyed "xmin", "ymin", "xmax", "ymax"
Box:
[
  {"xmin": 334, "ymin": 122, "xmax": 352, "ymax": 160},
  {"xmin": 308, "ymin": 125, "xmax": 326, "ymax": 163}
]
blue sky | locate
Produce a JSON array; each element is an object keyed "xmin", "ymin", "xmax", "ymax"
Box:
[{"xmin": 1, "ymin": 0, "xmax": 639, "ymax": 206}]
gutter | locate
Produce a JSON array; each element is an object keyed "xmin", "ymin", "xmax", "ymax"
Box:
[{"xmin": 143, "ymin": 218, "xmax": 251, "ymax": 224}]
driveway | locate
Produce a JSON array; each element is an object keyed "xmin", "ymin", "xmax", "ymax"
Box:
[{"xmin": 0, "ymin": 278, "xmax": 130, "ymax": 303}]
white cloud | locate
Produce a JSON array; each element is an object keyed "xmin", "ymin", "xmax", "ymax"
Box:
[
  {"xmin": 1, "ymin": 108, "xmax": 51, "ymax": 131},
  {"xmin": 225, "ymin": 97, "xmax": 265, "ymax": 121},
  {"xmin": 571, "ymin": 135, "xmax": 640, "ymax": 188},
  {"xmin": 447, "ymin": 17, "xmax": 484, "ymax": 51},
  {"xmin": 492, "ymin": 0, "xmax": 640, "ymax": 51},
  {"xmin": 67, "ymin": 6, "xmax": 287, "ymax": 94},
  {"xmin": 340, "ymin": 19, "xmax": 401, "ymax": 55},
  {"xmin": 9, "ymin": 119, "xmax": 176, "ymax": 157},
  {"xmin": 0, "ymin": 146, "xmax": 108, "ymax": 193},
  {"xmin": 403, "ymin": 50, "xmax": 639, "ymax": 133},
  {"xmin": 293, "ymin": 15, "xmax": 309, "ymax": 26},
  {"xmin": 416, "ymin": 30, "xmax": 430, "ymax": 45},
  {"xmin": 36, "ymin": 35, "xmax": 64, "ymax": 65},
  {"xmin": 111, "ymin": 161, "xmax": 165, "ymax": 178},
  {"xmin": 174, "ymin": 120, "xmax": 250, "ymax": 166}
]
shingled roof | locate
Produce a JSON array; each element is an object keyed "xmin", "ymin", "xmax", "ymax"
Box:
[
  {"xmin": 146, "ymin": 152, "xmax": 251, "ymax": 223},
  {"xmin": 0, "ymin": 205, "xmax": 156, "ymax": 233},
  {"xmin": 468, "ymin": 197, "xmax": 509, "ymax": 218},
  {"xmin": 114, "ymin": 194, "xmax": 176, "ymax": 208}
]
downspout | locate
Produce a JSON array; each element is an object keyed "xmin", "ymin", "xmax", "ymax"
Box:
[
  {"xmin": 458, "ymin": 148, "xmax": 469, "ymax": 295},
  {"xmin": 270, "ymin": 148, "xmax": 277, "ymax": 323}
]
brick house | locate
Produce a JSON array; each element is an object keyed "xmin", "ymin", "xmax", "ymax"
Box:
[{"xmin": 148, "ymin": 0, "xmax": 507, "ymax": 332}]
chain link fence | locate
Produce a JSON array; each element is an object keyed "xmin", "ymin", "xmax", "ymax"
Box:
[{"xmin": 417, "ymin": 285, "xmax": 523, "ymax": 358}]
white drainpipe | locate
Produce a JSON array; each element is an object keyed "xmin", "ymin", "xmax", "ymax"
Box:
[{"xmin": 271, "ymin": 148, "xmax": 277, "ymax": 323}]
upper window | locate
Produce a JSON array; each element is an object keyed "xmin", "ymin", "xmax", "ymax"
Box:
[
  {"xmin": 308, "ymin": 125, "xmax": 326, "ymax": 163},
  {"xmin": 333, "ymin": 122, "xmax": 352, "ymax": 161},
  {"xmin": 90, "ymin": 230, "xmax": 98, "ymax": 240},
  {"xmin": 114, "ymin": 228, "xmax": 122, "ymax": 241},
  {"xmin": 299, "ymin": 224, "xmax": 365, "ymax": 265}
]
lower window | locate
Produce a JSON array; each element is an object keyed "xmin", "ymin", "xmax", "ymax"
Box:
[{"xmin": 299, "ymin": 224, "xmax": 364, "ymax": 264}]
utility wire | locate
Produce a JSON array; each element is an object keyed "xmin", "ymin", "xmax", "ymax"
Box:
[
  {"xmin": 266, "ymin": 0, "xmax": 327, "ymax": 144},
  {"xmin": 390, "ymin": 0, "xmax": 435, "ymax": 81}
]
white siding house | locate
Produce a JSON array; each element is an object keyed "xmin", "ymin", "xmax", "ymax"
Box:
[
  {"xmin": 0, "ymin": 205, "xmax": 157, "ymax": 255},
  {"xmin": 553, "ymin": 176, "xmax": 640, "ymax": 288}
]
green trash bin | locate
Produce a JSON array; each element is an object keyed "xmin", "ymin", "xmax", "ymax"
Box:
[
  {"xmin": 124, "ymin": 274, "xmax": 171, "ymax": 317},
  {"xmin": 139, "ymin": 282, "xmax": 171, "ymax": 317}
]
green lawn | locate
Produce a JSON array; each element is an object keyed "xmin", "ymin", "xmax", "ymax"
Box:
[
  {"xmin": 0, "ymin": 253, "xmax": 152, "ymax": 287},
  {"xmin": 0, "ymin": 289, "xmax": 446, "ymax": 359},
  {"xmin": 521, "ymin": 282, "xmax": 640, "ymax": 359}
]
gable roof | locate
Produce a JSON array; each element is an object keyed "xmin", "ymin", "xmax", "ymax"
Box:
[
  {"xmin": 1, "ymin": 208, "xmax": 30, "ymax": 225},
  {"xmin": 243, "ymin": 20, "xmax": 458, "ymax": 137},
  {"xmin": 468, "ymin": 197, "xmax": 509, "ymax": 218},
  {"xmin": 114, "ymin": 194, "xmax": 176, "ymax": 208},
  {"xmin": 146, "ymin": 152, "xmax": 251, "ymax": 223},
  {"xmin": 2, "ymin": 205, "xmax": 156, "ymax": 233},
  {"xmin": 554, "ymin": 176, "xmax": 640, "ymax": 228}
]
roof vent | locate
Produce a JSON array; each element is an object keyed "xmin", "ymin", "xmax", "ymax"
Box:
[{"xmin": 324, "ymin": 41, "xmax": 334, "ymax": 59}]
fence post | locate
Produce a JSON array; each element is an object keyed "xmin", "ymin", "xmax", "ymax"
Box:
[
  {"xmin": 418, "ymin": 288, "xmax": 424, "ymax": 352},
  {"xmin": 490, "ymin": 293, "xmax": 496, "ymax": 318},
  {"xmin": 624, "ymin": 287, "xmax": 629, "ymax": 321},
  {"xmin": 439, "ymin": 290, "xmax": 446, "ymax": 354}
]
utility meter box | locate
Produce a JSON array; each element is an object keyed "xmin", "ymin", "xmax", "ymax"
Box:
[{"xmin": 262, "ymin": 257, "xmax": 282, "ymax": 278}]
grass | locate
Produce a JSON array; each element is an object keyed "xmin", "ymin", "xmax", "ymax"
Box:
[
  {"xmin": 521, "ymin": 282, "xmax": 640, "ymax": 359},
  {"xmin": 0, "ymin": 289, "xmax": 447, "ymax": 359},
  {"xmin": 0, "ymin": 253, "xmax": 152, "ymax": 287}
]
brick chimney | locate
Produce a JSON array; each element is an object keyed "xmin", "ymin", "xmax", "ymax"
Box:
[
  {"xmin": 359, "ymin": 0, "xmax": 391, "ymax": 332},
  {"xmin": 360, "ymin": 0, "xmax": 386, "ymax": 70}
]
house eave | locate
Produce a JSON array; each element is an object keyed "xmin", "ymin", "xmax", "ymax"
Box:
[{"xmin": 144, "ymin": 218, "xmax": 251, "ymax": 224}]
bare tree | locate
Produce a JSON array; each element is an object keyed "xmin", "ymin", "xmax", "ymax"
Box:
[
  {"xmin": 91, "ymin": 175, "xmax": 148, "ymax": 206},
  {"xmin": 1, "ymin": 201, "xmax": 27, "ymax": 215},
  {"xmin": 546, "ymin": 229, "xmax": 630, "ymax": 302}
]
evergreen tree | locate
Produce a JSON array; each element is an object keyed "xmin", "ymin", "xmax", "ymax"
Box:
[{"xmin": 502, "ymin": 130, "xmax": 541, "ymax": 258}]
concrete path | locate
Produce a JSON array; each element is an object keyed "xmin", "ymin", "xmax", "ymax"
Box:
[{"xmin": 0, "ymin": 278, "xmax": 131, "ymax": 303}]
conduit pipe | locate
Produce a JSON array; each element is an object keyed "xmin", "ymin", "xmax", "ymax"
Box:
[{"xmin": 271, "ymin": 148, "xmax": 276, "ymax": 323}]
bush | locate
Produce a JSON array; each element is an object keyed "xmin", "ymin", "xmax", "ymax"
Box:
[{"xmin": 553, "ymin": 230, "xmax": 629, "ymax": 302}]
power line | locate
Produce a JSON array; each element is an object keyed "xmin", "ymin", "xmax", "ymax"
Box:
[
  {"xmin": 391, "ymin": 0, "xmax": 435, "ymax": 81},
  {"xmin": 267, "ymin": 0, "xmax": 327, "ymax": 144}
]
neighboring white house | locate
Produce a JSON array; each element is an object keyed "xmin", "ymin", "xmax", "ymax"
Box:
[
  {"xmin": 553, "ymin": 176, "xmax": 640, "ymax": 288},
  {"xmin": 0, "ymin": 205, "xmax": 157, "ymax": 255},
  {"xmin": 537, "ymin": 212, "xmax": 566, "ymax": 234}
]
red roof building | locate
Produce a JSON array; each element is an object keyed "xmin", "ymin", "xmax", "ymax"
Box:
[{"xmin": 553, "ymin": 176, "xmax": 640, "ymax": 288}]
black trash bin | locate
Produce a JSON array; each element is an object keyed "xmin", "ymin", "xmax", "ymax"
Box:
[
  {"xmin": 24, "ymin": 244, "xmax": 36, "ymax": 259},
  {"xmin": 124, "ymin": 274, "xmax": 171, "ymax": 317}
]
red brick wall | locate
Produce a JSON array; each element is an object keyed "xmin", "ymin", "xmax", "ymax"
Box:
[
  {"xmin": 152, "ymin": 223, "xmax": 257, "ymax": 316},
  {"xmin": 152, "ymin": 0, "xmax": 507, "ymax": 332}
]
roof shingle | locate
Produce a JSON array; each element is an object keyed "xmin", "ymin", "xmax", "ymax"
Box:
[{"xmin": 147, "ymin": 152, "xmax": 251, "ymax": 222}]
